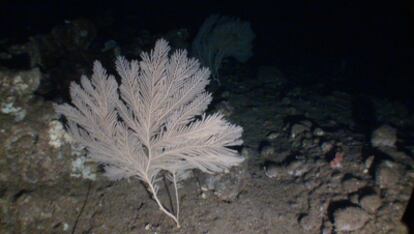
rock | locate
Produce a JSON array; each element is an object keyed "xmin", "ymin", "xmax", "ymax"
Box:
[
  {"xmin": 0, "ymin": 68, "xmax": 41, "ymax": 122},
  {"xmin": 1, "ymin": 103, "xmax": 78, "ymax": 186},
  {"xmin": 298, "ymin": 213, "xmax": 322, "ymax": 231},
  {"xmin": 286, "ymin": 160, "xmax": 309, "ymax": 177},
  {"xmin": 341, "ymin": 177, "xmax": 367, "ymax": 193},
  {"xmin": 266, "ymin": 131, "xmax": 279, "ymax": 140},
  {"xmin": 290, "ymin": 121, "xmax": 312, "ymax": 139},
  {"xmin": 363, "ymin": 155, "xmax": 375, "ymax": 174},
  {"xmin": 264, "ymin": 160, "xmax": 308, "ymax": 179},
  {"xmin": 359, "ymin": 194, "xmax": 382, "ymax": 213},
  {"xmin": 201, "ymin": 163, "xmax": 248, "ymax": 202},
  {"xmin": 376, "ymin": 147, "xmax": 414, "ymax": 167},
  {"xmin": 0, "ymin": 66, "xmax": 86, "ymax": 186},
  {"xmin": 333, "ymin": 206, "xmax": 369, "ymax": 232},
  {"xmin": 301, "ymin": 137, "xmax": 314, "ymax": 149},
  {"xmin": 375, "ymin": 161, "xmax": 402, "ymax": 190},
  {"xmin": 349, "ymin": 193, "xmax": 359, "ymax": 205},
  {"xmin": 3, "ymin": 185, "xmax": 84, "ymax": 233},
  {"xmin": 264, "ymin": 162, "xmax": 281, "ymax": 179},
  {"xmin": 321, "ymin": 142, "xmax": 335, "ymax": 154},
  {"xmin": 371, "ymin": 125, "xmax": 397, "ymax": 148},
  {"xmin": 313, "ymin": 128, "xmax": 325, "ymax": 137},
  {"xmin": 329, "ymin": 152, "xmax": 344, "ymax": 169}
]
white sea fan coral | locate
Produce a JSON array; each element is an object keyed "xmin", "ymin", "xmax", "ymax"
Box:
[{"xmin": 54, "ymin": 39, "xmax": 244, "ymax": 227}]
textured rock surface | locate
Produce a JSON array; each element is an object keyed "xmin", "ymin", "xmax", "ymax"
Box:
[
  {"xmin": 200, "ymin": 162, "xmax": 249, "ymax": 202},
  {"xmin": 359, "ymin": 194, "xmax": 382, "ymax": 213},
  {"xmin": 375, "ymin": 161, "xmax": 403, "ymax": 190},
  {"xmin": 0, "ymin": 68, "xmax": 41, "ymax": 121},
  {"xmin": 371, "ymin": 125, "xmax": 397, "ymax": 148},
  {"xmin": 333, "ymin": 206, "xmax": 370, "ymax": 232}
]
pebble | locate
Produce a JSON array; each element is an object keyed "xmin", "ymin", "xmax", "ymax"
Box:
[
  {"xmin": 333, "ymin": 206, "xmax": 369, "ymax": 232},
  {"xmin": 375, "ymin": 161, "xmax": 401, "ymax": 189},
  {"xmin": 371, "ymin": 125, "xmax": 397, "ymax": 148},
  {"xmin": 359, "ymin": 194, "xmax": 382, "ymax": 213}
]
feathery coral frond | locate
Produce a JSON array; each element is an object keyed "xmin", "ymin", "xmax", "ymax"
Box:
[{"xmin": 54, "ymin": 39, "xmax": 244, "ymax": 227}]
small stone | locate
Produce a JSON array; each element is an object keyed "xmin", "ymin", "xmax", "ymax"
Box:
[
  {"xmin": 375, "ymin": 161, "xmax": 401, "ymax": 189},
  {"xmin": 299, "ymin": 213, "xmax": 321, "ymax": 231},
  {"xmin": 286, "ymin": 160, "xmax": 308, "ymax": 177},
  {"xmin": 333, "ymin": 206, "xmax": 369, "ymax": 232},
  {"xmin": 313, "ymin": 128, "xmax": 325, "ymax": 137},
  {"xmin": 290, "ymin": 122, "xmax": 311, "ymax": 139},
  {"xmin": 363, "ymin": 155, "xmax": 375, "ymax": 174},
  {"xmin": 341, "ymin": 177, "xmax": 367, "ymax": 193},
  {"xmin": 266, "ymin": 131, "xmax": 280, "ymax": 140},
  {"xmin": 62, "ymin": 223, "xmax": 69, "ymax": 231},
  {"xmin": 359, "ymin": 194, "xmax": 382, "ymax": 213},
  {"xmin": 321, "ymin": 142, "xmax": 334, "ymax": 154},
  {"xmin": 264, "ymin": 163, "xmax": 281, "ymax": 179},
  {"xmin": 213, "ymin": 182, "xmax": 241, "ymax": 202},
  {"xmin": 349, "ymin": 194, "xmax": 359, "ymax": 205},
  {"xmin": 321, "ymin": 226, "xmax": 332, "ymax": 234},
  {"xmin": 301, "ymin": 138, "xmax": 314, "ymax": 148},
  {"xmin": 202, "ymin": 165, "xmax": 248, "ymax": 202},
  {"xmin": 371, "ymin": 125, "xmax": 397, "ymax": 148}
]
